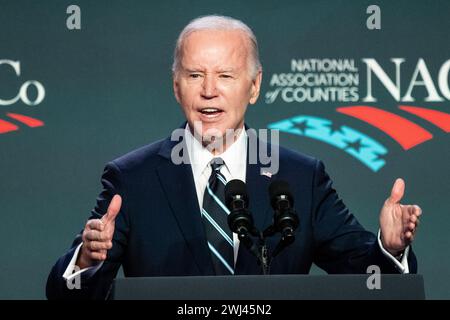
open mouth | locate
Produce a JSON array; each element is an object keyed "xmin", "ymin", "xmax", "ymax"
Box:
[
  {"xmin": 197, "ymin": 108, "xmax": 225, "ymax": 121},
  {"xmin": 199, "ymin": 107, "xmax": 224, "ymax": 116}
]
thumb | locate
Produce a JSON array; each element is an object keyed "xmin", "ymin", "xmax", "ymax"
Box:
[
  {"xmin": 102, "ymin": 194, "xmax": 122, "ymax": 224},
  {"xmin": 387, "ymin": 178, "xmax": 405, "ymax": 204}
]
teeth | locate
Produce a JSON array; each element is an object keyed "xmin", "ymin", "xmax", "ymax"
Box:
[{"xmin": 201, "ymin": 108, "xmax": 220, "ymax": 113}]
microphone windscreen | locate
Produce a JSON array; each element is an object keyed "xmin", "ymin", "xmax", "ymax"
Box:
[
  {"xmin": 269, "ymin": 180, "xmax": 294, "ymax": 207},
  {"xmin": 224, "ymin": 179, "xmax": 248, "ymax": 208}
]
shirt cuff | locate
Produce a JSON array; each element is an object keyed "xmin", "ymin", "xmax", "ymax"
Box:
[
  {"xmin": 377, "ymin": 229, "xmax": 410, "ymax": 274},
  {"xmin": 62, "ymin": 243, "xmax": 103, "ymax": 281}
]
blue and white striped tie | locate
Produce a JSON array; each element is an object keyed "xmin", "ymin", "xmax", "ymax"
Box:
[{"xmin": 201, "ymin": 157, "xmax": 234, "ymax": 275}]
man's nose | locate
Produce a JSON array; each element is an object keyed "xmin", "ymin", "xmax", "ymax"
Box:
[{"xmin": 201, "ymin": 75, "xmax": 218, "ymax": 99}]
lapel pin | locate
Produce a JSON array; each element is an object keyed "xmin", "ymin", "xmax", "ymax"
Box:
[{"xmin": 261, "ymin": 171, "xmax": 272, "ymax": 178}]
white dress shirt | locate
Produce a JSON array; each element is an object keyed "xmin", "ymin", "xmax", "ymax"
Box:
[{"xmin": 184, "ymin": 124, "xmax": 247, "ymax": 265}]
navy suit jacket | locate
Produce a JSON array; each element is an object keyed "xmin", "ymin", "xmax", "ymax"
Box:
[{"xmin": 46, "ymin": 128, "xmax": 417, "ymax": 299}]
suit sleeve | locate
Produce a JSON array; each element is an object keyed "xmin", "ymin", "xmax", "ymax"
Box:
[
  {"xmin": 46, "ymin": 161, "xmax": 129, "ymax": 300},
  {"xmin": 310, "ymin": 160, "xmax": 417, "ymax": 274}
]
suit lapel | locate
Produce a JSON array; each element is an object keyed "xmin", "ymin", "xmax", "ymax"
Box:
[{"xmin": 156, "ymin": 135, "xmax": 215, "ymax": 275}]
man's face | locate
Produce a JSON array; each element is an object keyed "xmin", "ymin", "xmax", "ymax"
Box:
[{"xmin": 173, "ymin": 29, "xmax": 262, "ymax": 145}]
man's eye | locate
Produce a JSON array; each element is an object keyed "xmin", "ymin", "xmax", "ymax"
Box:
[
  {"xmin": 220, "ymin": 74, "xmax": 233, "ymax": 79},
  {"xmin": 189, "ymin": 74, "xmax": 201, "ymax": 78}
]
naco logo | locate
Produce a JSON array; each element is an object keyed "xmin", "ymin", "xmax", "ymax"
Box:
[
  {"xmin": 266, "ymin": 58, "xmax": 450, "ymax": 172},
  {"xmin": 362, "ymin": 58, "xmax": 450, "ymax": 102},
  {"xmin": 267, "ymin": 58, "xmax": 450, "ymax": 104},
  {"xmin": 0, "ymin": 59, "xmax": 45, "ymax": 134},
  {"xmin": 281, "ymin": 57, "xmax": 450, "ymax": 105}
]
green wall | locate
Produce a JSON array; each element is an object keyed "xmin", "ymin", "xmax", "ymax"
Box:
[{"xmin": 0, "ymin": 0, "xmax": 448, "ymax": 299}]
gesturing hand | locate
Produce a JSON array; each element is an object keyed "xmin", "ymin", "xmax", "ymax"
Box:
[
  {"xmin": 379, "ymin": 178, "xmax": 422, "ymax": 256},
  {"xmin": 76, "ymin": 195, "xmax": 122, "ymax": 269}
]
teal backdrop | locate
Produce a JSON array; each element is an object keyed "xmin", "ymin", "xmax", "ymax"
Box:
[{"xmin": 0, "ymin": 0, "xmax": 449, "ymax": 299}]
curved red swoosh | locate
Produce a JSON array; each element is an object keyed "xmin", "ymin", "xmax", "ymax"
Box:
[
  {"xmin": 399, "ymin": 106, "xmax": 450, "ymax": 133},
  {"xmin": 6, "ymin": 113, "xmax": 44, "ymax": 127},
  {"xmin": 337, "ymin": 106, "xmax": 433, "ymax": 150},
  {"xmin": 0, "ymin": 119, "xmax": 19, "ymax": 134}
]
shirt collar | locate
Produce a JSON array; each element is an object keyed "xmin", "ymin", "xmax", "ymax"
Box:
[{"xmin": 184, "ymin": 124, "xmax": 247, "ymax": 179}]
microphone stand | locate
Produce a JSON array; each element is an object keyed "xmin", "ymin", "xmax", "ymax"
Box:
[
  {"xmin": 226, "ymin": 193, "xmax": 298, "ymax": 274},
  {"xmin": 236, "ymin": 224, "xmax": 298, "ymax": 275},
  {"xmin": 258, "ymin": 231, "xmax": 270, "ymax": 275},
  {"xmin": 236, "ymin": 228, "xmax": 270, "ymax": 275},
  {"xmin": 225, "ymin": 180, "xmax": 299, "ymax": 275}
]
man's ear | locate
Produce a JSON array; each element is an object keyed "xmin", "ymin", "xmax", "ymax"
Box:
[
  {"xmin": 173, "ymin": 74, "xmax": 181, "ymax": 104},
  {"xmin": 249, "ymin": 71, "xmax": 262, "ymax": 105}
]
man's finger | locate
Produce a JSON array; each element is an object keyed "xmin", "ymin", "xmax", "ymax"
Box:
[
  {"xmin": 387, "ymin": 178, "xmax": 405, "ymax": 204},
  {"xmin": 404, "ymin": 231, "xmax": 414, "ymax": 242},
  {"xmin": 88, "ymin": 251, "xmax": 107, "ymax": 261},
  {"xmin": 415, "ymin": 219, "xmax": 420, "ymax": 228},
  {"xmin": 84, "ymin": 229, "xmax": 107, "ymax": 242},
  {"xmin": 86, "ymin": 219, "xmax": 104, "ymax": 231},
  {"xmin": 101, "ymin": 194, "xmax": 122, "ymax": 224},
  {"xmin": 413, "ymin": 205, "xmax": 422, "ymax": 216},
  {"xmin": 87, "ymin": 241, "xmax": 113, "ymax": 251}
]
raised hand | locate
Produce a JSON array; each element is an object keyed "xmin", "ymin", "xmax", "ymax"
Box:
[
  {"xmin": 379, "ymin": 178, "xmax": 422, "ymax": 256},
  {"xmin": 76, "ymin": 195, "xmax": 122, "ymax": 269}
]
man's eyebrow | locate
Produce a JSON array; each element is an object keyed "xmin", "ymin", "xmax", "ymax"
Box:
[
  {"xmin": 183, "ymin": 68, "xmax": 203, "ymax": 73},
  {"xmin": 181, "ymin": 67, "xmax": 237, "ymax": 73},
  {"xmin": 217, "ymin": 68, "xmax": 235, "ymax": 73}
]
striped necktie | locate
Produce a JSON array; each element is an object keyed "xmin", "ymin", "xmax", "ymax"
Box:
[{"xmin": 201, "ymin": 157, "xmax": 234, "ymax": 275}]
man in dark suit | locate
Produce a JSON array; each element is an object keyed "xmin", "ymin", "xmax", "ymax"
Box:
[{"xmin": 46, "ymin": 15, "xmax": 422, "ymax": 300}]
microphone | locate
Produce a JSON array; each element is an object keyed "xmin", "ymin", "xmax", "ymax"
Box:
[
  {"xmin": 268, "ymin": 180, "xmax": 299, "ymax": 249},
  {"xmin": 224, "ymin": 179, "xmax": 256, "ymax": 238},
  {"xmin": 225, "ymin": 179, "xmax": 268, "ymax": 273}
]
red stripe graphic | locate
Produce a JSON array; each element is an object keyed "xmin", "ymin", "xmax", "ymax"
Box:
[
  {"xmin": 337, "ymin": 106, "xmax": 433, "ymax": 150},
  {"xmin": 399, "ymin": 106, "xmax": 450, "ymax": 133},
  {"xmin": 6, "ymin": 113, "xmax": 44, "ymax": 127},
  {"xmin": 0, "ymin": 119, "xmax": 19, "ymax": 134}
]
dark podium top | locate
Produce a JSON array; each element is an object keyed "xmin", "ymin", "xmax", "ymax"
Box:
[{"xmin": 112, "ymin": 274, "xmax": 425, "ymax": 300}]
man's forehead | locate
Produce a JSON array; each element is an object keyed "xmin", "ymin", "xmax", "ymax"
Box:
[
  {"xmin": 180, "ymin": 30, "xmax": 249, "ymax": 67},
  {"xmin": 180, "ymin": 58, "xmax": 246, "ymax": 73},
  {"xmin": 182, "ymin": 29, "xmax": 248, "ymax": 52}
]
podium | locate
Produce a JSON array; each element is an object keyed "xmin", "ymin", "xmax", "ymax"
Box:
[{"xmin": 111, "ymin": 274, "xmax": 425, "ymax": 300}]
